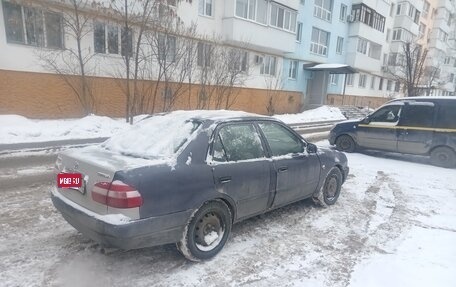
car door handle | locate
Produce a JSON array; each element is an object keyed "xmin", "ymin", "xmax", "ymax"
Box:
[
  {"xmin": 219, "ymin": 176, "xmax": 232, "ymax": 184},
  {"xmin": 278, "ymin": 166, "xmax": 288, "ymax": 172}
]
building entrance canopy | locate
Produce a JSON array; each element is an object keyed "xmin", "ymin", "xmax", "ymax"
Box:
[{"xmin": 304, "ymin": 63, "xmax": 357, "ymax": 74}]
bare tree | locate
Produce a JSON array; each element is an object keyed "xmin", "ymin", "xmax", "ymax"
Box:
[
  {"xmin": 193, "ymin": 37, "xmax": 249, "ymax": 110},
  {"xmin": 110, "ymin": 0, "xmax": 159, "ymax": 123},
  {"xmin": 265, "ymin": 70, "xmax": 284, "ymax": 116},
  {"xmin": 386, "ymin": 41, "xmax": 428, "ymax": 97},
  {"xmin": 36, "ymin": 0, "xmax": 96, "ymax": 115}
]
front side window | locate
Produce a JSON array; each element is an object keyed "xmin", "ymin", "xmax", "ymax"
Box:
[
  {"xmin": 259, "ymin": 122, "xmax": 304, "ymax": 156},
  {"xmin": 369, "ymin": 105, "xmax": 402, "ymax": 124},
  {"xmin": 199, "ymin": 0, "xmax": 213, "ymax": 16},
  {"xmin": 212, "ymin": 124, "xmax": 265, "ymax": 162}
]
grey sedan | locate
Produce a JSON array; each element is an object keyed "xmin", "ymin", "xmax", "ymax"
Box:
[{"xmin": 51, "ymin": 110, "xmax": 349, "ymax": 261}]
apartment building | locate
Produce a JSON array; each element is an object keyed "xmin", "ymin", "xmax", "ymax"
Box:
[
  {"xmin": 0, "ymin": 0, "xmax": 455, "ymax": 118},
  {"xmin": 0, "ymin": 0, "xmax": 302, "ymax": 117}
]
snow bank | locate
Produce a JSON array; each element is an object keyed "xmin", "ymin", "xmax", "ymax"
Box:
[
  {"xmin": 274, "ymin": 106, "xmax": 346, "ymax": 124},
  {"xmin": 0, "ymin": 114, "xmax": 132, "ymax": 144}
]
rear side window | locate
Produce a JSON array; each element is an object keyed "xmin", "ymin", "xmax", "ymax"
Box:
[
  {"xmin": 212, "ymin": 124, "xmax": 265, "ymax": 162},
  {"xmin": 436, "ymin": 103, "xmax": 456, "ymax": 129},
  {"xmin": 258, "ymin": 122, "xmax": 304, "ymax": 156},
  {"xmin": 400, "ymin": 104, "xmax": 434, "ymax": 128}
]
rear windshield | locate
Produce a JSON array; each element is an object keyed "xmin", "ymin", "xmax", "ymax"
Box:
[{"xmin": 102, "ymin": 114, "xmax": 201, "ymax": 159}]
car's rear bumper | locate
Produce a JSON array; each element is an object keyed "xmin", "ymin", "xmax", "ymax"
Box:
[{"xmin": 51, "ymin": 189, "xmax": 192, "ymax": 250}]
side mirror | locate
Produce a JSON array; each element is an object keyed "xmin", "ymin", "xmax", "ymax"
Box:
[{"xmin": 307, "ymin": 143, "xmax": 317, "ymax": 154}]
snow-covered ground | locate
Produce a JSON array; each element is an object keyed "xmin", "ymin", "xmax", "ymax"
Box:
[
  {"xmin": 1, "ymin": 142, "xmax": 455, "ymax": 287},
  {"xmin": 0, "ymin": 107, "xmax": 345, "ymax": 144}
]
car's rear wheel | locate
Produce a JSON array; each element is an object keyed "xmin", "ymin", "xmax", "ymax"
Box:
[
  {"xmin": 430, "ymin": 146, "xmax": 456, "ymax": 168},
  {"xmin": 335, "ymin": 135, "xmax": 356, "ymax": 152},
  {"xmin": 177, "ymin": 200, "xmax": 232, "ymax": 261},
  {"xmin": 313, "ymin": 167, "xmax": 342, "ymax": 207}
]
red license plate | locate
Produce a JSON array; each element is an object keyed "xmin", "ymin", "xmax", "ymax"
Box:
[{"xmin": 57, "ymin": 173, "xmax": 82, "ymax": 188}]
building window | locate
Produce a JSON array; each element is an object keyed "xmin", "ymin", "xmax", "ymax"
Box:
[
  {"xmin": 235, "ymin": 0, "xmax": 268, "ymax": 24},
  {"xmin": 199, "ymin": 0, "xmax": 213, "ymax": 17},
  {"xmin": 357, "ymin": 38, "xmax": 368, "ymax": 54},
  {"xmin": 394, "ymin": 81, "xmax": 400, "ymax": 92},
  {"xmin": 107, "ymin": 25, "xmax": 119, "ymax": 54},
  {"xmin": 310, "ymin": 27, "xmax": 330, "ymax": 56},
  {"xmin": 358, "ymin": 74, "xmax": 366, "ymax": 88},
  {"xmin": 351, "ymin": 3, "xmax": 385, "ymax": 32},
  {"xmin": 386, "ymin": 28, "xmax": 391, "ymax": 41},
  {"xmin": 158, "ymin": 34, "xmax": 176, "ymax": 62},
  {"xmin": 386, "ymin": 80, "xmax": 393, "ymax": 91},
  {"xmin": 94, "ymin": 22, "xmax": 105, "ymax": 53},
  {"xmin": 260, "ymin": 55, "xmax": 277, "ymax": 76},
  {"xmin": 438, "ymin": 29, "xmax": 448, "ymax": 42},
  {"xmin": 422, "ymin": 1, "xmax": 430, "ymax": 18},
  {"xmin": 288, "ymin": 60, "xmax": 298, "ymax": 79},
  {"xmin": 314, "ymin": 0, "xmax": 333, "ymax": 21},
  {"xmin": 296, "ymin": 22, "xmax": 303, "ymax": 42},
  {"xmin": 270, "ymin": 2, "xmax": 297, "ymax": 32},
  {"xmin": 378, "ymin": 77, "xmax": 383, "ymax": 90},
  {"xmin": 330, "ymin": 74, "xmax": 338, "ymax": 85},
  {"xmin": 229, "ymin": 49, "xmax": 249, "ymax": 72},
  {"xmin": 370, "ymin": 76, "xmax": 376, "ymax": 89},
  {"xmin": 419, "ymin": 23, "xmax": 426, "ymax": 38},
  {"xmin": 346, "ymin": 74, "xmax": 354, "ymax": 86},
  {"xmin": 339, "ymin": 4, "xmax": 347, "ymax": 21},
  {"xmin": 444, "ymin": 57, "xmax": 451, "ymax": 65},
  {"xmin": 336, "ymin": 36, "xmax": 343, "ymax": 54},
  {"xmin": 93, "ymin": 22, "xmax": 132, "ymax": 55},
  {"xmin": 197, "ymin": 42, "xmax": 212, "ymax": 67},
  {"xmin": 2, "ymin": 1, "xmax": 63, "ymax": 48},
  {"xmin": 392, "ymin": 28, "xmax": 413, "ymax": 42}
]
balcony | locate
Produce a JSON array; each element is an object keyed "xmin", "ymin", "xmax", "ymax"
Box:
[
  {"xmin": 345, "ymin": 51, "xmax": 382, "ymax": 73},
  {"xmin": 437, "ymin": 0, "xmax": 454, "ymax": 11},
  {"xmin": 222, "ymin": 17, "xmax": 296, "ymax": 54},
  {"xmin": 348, "ymin": 22, "xmax": 385, "ymax": 44},
  {"xmin": 394, "ymin": 15, "xmax": 419, "ymax": 36}
]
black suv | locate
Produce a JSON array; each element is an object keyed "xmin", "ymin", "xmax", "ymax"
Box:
[{"xmin": 329, "ymin": 97, "xmax": 456, "ymax": 168}]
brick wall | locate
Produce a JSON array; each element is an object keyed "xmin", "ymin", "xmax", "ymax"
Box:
[
  {"xmin": 326, "ymin": 94, "xmax": 389, "ymax": 109},
  {"xmin": 0, "ymin": 69, "xmax": 302, "ymax": 119}
]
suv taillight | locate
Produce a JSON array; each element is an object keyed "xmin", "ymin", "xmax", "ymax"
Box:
[{"xmin": 92, "ymin": 180, "xmax": 143, "ymax": 208}]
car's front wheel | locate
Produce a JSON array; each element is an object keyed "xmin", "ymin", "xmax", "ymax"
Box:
[
  {"xmin": 335, "ymin": 135, "xmax": 356, "ymax": 152},
  {"xmin": 177, "ymin": 200, "xmax": 232, "ymax": 261},
  {"xmin": 313, "ymin": 167, "xmax": 343, "ymax": 207},
  {"xmin": 430, "ymin": 146, "xmax": 456, "ymax": 168}
]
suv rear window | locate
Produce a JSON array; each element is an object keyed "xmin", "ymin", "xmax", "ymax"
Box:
[
  {"xmin": 436, "ymin": 102, "xmax": 456, "ymax": 129},
  {"xmin": 400, "ymin": 103, "xmax": 434, "ymax": 128}
]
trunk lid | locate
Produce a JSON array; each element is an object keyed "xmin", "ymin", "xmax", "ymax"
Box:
[{"xmin": 54, "ymin": 145, "xmax": 157, "ymax": 216}]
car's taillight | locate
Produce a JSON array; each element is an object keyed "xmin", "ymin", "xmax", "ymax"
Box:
[{"xmin": 92, "ymin": 180, "xmax": 143, "ymax": 208}]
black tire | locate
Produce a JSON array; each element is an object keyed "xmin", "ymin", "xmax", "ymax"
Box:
[
  {"xmin": 335, "ymin": 135, "xmax": 356, "ymax": 153},
  {"xmin": 430, "ymin": 146, "xmax": 456, "ymax": 168},
  {"xmin": 313, "ymin": 167, "xmax": 343, "ymax": 207},
  {"xmin": 177, "ymin": 200, "xmax": 232, "ymax": 261}
]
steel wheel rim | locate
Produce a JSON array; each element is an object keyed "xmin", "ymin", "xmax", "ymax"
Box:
[
  {"xmin": 325, "ymin": 177, "xmax": 338, "ymax": 200},
  {"xmin": 194, "ymin": 212, "xmax": 225, "ymax": 252}
]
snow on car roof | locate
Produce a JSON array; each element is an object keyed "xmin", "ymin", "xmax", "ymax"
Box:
[{"xmin": 102, "ymin": 110, "xmax": 272, "ymax": 161}]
